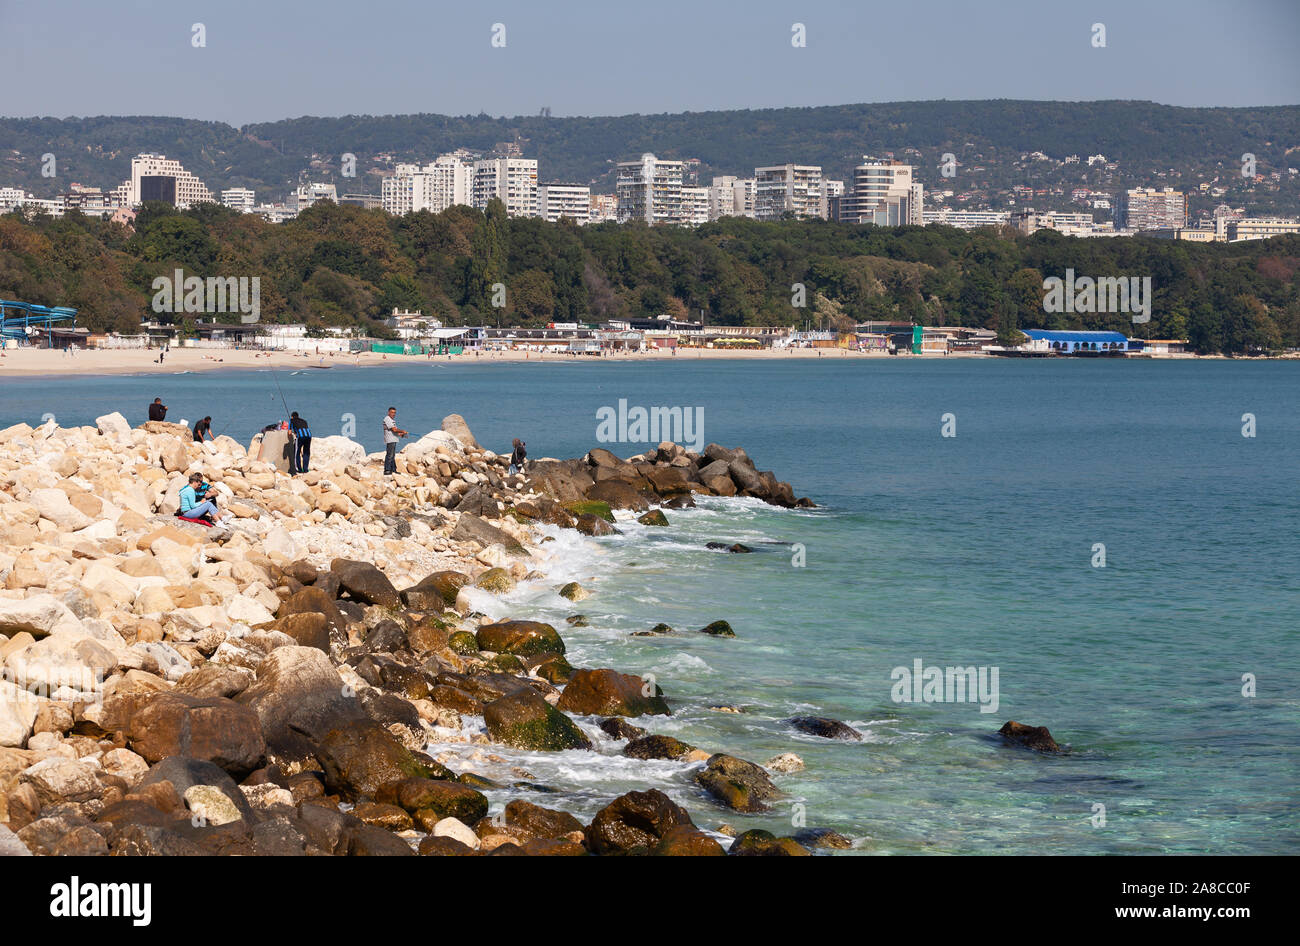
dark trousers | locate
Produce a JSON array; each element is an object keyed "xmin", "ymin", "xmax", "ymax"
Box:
[
  {"xmin": 291, "ymin": 437, "xmax": 311, "ymax": 474},
  {"xmin": 384, "ymin": 442, "xmax": 397, "ymax": 474}
]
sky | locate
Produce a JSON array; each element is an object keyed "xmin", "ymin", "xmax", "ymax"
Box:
[{"xmin": 3, "ymin": 0, "xmax": 1298, "ymax": 125}]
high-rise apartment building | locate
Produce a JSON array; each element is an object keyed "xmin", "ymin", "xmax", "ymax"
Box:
[
  {"xmin": 835, "ymin": 158, "xmax": 922, "ymax": 226},
  {"xmin": 292, "ymin": 182, "xmax": 337, "ymax": 212},
  {"xmin": 616, "ymin": 153, "xmax": 686, "ymax": 224},
  {"xmin": 681, "ymin": 186, "xmax": 711, "ymax": 226},
  {"xmin": 753, "ymin": 164, "xmax": 826, "ymax": 220},
  {"xmin": 381, "ymin": 154, "xmax": 476, "ymax": 217},
  {"xmin": 1115, "ymin": 187, "xmax": 1187, "ymax": 231},
  {"xmin": 472, "ymin": 158, "xmax": 539, "ymax": 217},
  {"xmin": 221, "ymin": 187, "xmax": 256, "ymax": 212},
  {"xmin": 111, "ymin": 154, "xmax": 214, "ymax": 209},
  {"xmin": 589, "ymin": 193, "xmax": 618, "ymax": 223},
  {"xmin": 539, "ymin": 183, "xmax": 591, "ymax": 223},
  {"xmin": 707, "ymin": 176, "xmax": 755, "ymax": 220}
]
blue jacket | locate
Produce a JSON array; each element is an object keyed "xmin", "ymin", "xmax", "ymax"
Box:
[{"xmin": 179, "ymin": 484, "xmax": 205, "ymax": 513}]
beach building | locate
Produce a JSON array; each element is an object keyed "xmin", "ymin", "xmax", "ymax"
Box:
[{"xmin": 1021, "ymin": 329, "xmax": 1132, "ymax": 354}]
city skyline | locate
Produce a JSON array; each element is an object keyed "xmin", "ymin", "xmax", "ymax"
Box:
[{"xmin": 3, "ymin": 0, "xmax": 1298, "ymax": 126}]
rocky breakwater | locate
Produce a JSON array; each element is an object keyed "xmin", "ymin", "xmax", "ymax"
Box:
[{"xmin": 0, "ymin": 412, "xmax": 826, "ymax": 856}]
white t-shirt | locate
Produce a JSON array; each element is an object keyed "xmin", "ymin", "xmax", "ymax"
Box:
[{"xmin": 383, "ymin": 414, "xmax": 398, "ymax": 444}]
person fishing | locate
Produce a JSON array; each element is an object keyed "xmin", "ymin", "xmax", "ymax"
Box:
[
  {"xmin": 289, "ymin": 411, "xmax": 312, "ymax": 475},
  {"xmin": 193, "ymin": 415, "xmax": 214, "ymax": 443},
  {"xmin": 509, "ymin": 438, "xmax": 527, "ymax": 475},
  {"xmin": 147, "ymin": 397, "xmax": 167, "ymax": 422}
]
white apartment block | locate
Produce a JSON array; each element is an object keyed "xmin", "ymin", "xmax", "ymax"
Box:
[
  {"xmin": 681, "ymin": 186, "xmax": 710, "ymax": 226},
  {"xmin": 292, "ymin": 182, "xmax": 337, "ymax": 212},
  {"xmin": 923, "ymin": 208, "xmax": 1011, "ymax": 228},
  {"xmin": 836, "ymin": 159, "xmax": 922, "ymax": 226},
  {"xmin": 0, "ymin": 187, "xmax": 27, "ymax": 212},
  {"xmin": 111, "ymin": 154, "xmax": 214, "ymax": 209},
  {"xmin": 472, "ymin": 158, "xmax": 539, "ymax": 217},
  {"xmin": 754, "ymin": 164, "xmax": 826, "ymax": 220},
  {"xmin": 1226, "ymin": 217, "xmax": 1300, "ymax": 242},
  {"xmin": 381, "ymin": 154, "xmax": 476, "ymax": 217},
  {"xmin": 708, "ymin": 176, "xmax": 755, "ymax": 220},
  {"xmin": 539, "ymin": 183, "xmax": 591, "ymax": 223},
  {"xmin": 616, "ymin": 153, "xmax": 686, "ymax": 224},
  {"xmin": 221, "ymin": 188, "xmax": 256, "ymax": 212},
  {"xmin": 1116, "ymin": 187, "xmax": 1186, "ymax": 231}
]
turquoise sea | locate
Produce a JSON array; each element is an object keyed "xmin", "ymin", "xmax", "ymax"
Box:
[{"xmin": 3, "ymin": 358, "xmax": 1296, "ymax": 854}]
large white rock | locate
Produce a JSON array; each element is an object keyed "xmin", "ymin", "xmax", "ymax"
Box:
[
  {"xmin": 309, "ymin": 435, "xmax": 366, "ymax": 471},
  {"xmin": 0, "ymin": 824, "xmax": 32, "ymax": 856},
  {"xmin": 432, "ymin": 816, "xmax": 481, "ymax": 849},
  {"xmin": 263, "ymin": 526, "xmax": 298, "ymax": 560},
  {"xmin": 227, "ymin": 596, "xmax": 275, "ymax": 627},
  {"xmin": 0, "ymin": 595, "xmax": 86, "ymax": 639},
  {"xmin": 441, "ymin": 414, "xmax": 480, "ymax": 449},
  {"xmin": 0, "ymin": 680, "xmax": 41, "ymax": 747},
  {"xmin": 94, "ymin": 412, "xmax": 132, "ymax": 444},
  {"xmin": 4, "ymin": 635, "xmax": 115, "ymax": 701},
  {"xmin": 27, "ymin": 488, "xmax": 93, "ymax": 530},
  {"xmin": 402, "ymin": 429, "xmax": 466, "ymax": 463}
]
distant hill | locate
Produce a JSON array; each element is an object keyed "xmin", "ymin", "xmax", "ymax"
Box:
[{"xmin": 2, "ymin": 101, "xmax": 1298, "ymax": 216}]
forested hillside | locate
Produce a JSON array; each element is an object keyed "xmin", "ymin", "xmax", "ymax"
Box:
[{"xmin": 2, "ymin": 200, "xmax": 1297, "ymax": 354}]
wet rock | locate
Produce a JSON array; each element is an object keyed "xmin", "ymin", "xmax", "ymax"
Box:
[
  {"xmin": 599, "ymin": 718, "xmax": 648, "ymax": 741},
  {"xmin": 315, "ymin": 719, "xmax": 451, "ymax": 800},
  {"xmin": 330, "ymin": 558, "xmax": 400, "ymax": 609},
  {"xmin": 765, "ymin": 752, "xmax": 805, "ymax": 774},
  {"xmin": 793, "ymin": 827, "xmax": 853, "ymax": 850},
  {"xmin": 564, "ymin": 614, "xmax": 589, "ymax": 627},
  {"xmin": 557, "ymin": 668, "xmax": 670, "ymax": 718},
  {"xmin": 653, "ymin": 824, "xmax": 726, "ymax": 856},
  {"xmin": 136, "ymin": 756, "xmax": 256, "ymax": 824},
  {"xmin": 624, "ymin": 735, "xmax": 696, "ymax": 761},
  {"xmin": 636, "ymin": 509, "xmax": 669, "ymax": 527},
  {"xmin": 502, "ymin": 800, "xmax": 584, "ymax": 840},
  {"xmin": 586, "ymin": 789, "xmax": 695, "ymax": 855},
  {"xmin": 347, "ymin": 822, "xmax": 416, "ymax": 856},
  {"xmin": 728, "ymin": 829, "xmax": 811, "ymax": 856},
  {"xmin": 483, "ymin": 691, "xmax": 592, "ymax": 752},
  {"xmin": 557, "ymin": 581, "xmax": 589, "ymax": 601},
  {"xmin": 447, "ymin": 631, "xmax": 479, "ymax": 655},
  {"xmin": 475, "ymin": 620, "xmax": 565, "ymax": 657},
  {"xmin": 531, "ymin": 654, "xmax": 575, "ymax": 685},
  {"xmin": 474, "ymin": 567, "xmax": 515, "ymax": 594},
  {"xmin": 705, "ymin": 542, "xmax": 751, "ymax": 553},
  {"xmin": 998, "ymin": 721, "xmax": 1063, "ymax": 753},
  {"xmin": 400, "ymin": 570, "xmax": 470, "ymax": 610},
  {"xmin": 698, "ymin": 620, "xmax": 736, "ymax": 637},
  {"xmin": 788, "ymin": 716, "xmax": 863, "ymax": 741},
  {"xmin": 586, "ymin": 481, "xmax": 652, "ymax": 512},
  {"xmin": 418, "ymin": 834, "xmax": 479, "ymax": 856},
  {"xmin": 351, "ymin": 801, "xmax": 415, "ymax": 831},
  {"xmin": 451, "ymin": 515, "xmax": 527, "ymax": 555},
  {"xmin": 695, "ymin": 754, "xmax": 782, "ymax": 812},
  {"xmin": 574, "ymin": 513, "xmax": 620, "ymax": 537},
  {"xmin": 376, "ymin": 777, "xmax": 488, "ymax": 825}
]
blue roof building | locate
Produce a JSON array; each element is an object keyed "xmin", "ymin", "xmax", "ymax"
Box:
[{"xmin": 1021, "ymin": 329, "xmax": 1132, "ymax": 353}]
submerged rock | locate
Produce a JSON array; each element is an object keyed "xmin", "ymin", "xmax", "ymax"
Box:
[
  {"xmin": 998, "ymin": 721, "xmax": 1063, "ymax": 753},
  {"xmin": 557, "ymin": 668, "xmax": 671, "ymax": 717},
  {"xmin": 623, "ymin": 734, "xmax": 696, "ymax": 761},
  {"xmin": 557, "ymin": 581, "xmax": 590, "ymax": 601},
  {"xmin": 636, "ymin": 509, "xmax": 669, "ymax": 527},
  {"xmin": 698, "ymin": 620, "xmax": 736, "ymax": 637},
  {"xmin": 788, "ymin": 716, "xmax": 863, "ymax": 741},
  {"xmin": 695, "ymin": 753, "xmax": 782, "ymax": 813},
  {"xmin": 728, "ymin": 829, "xmax": 811, "ymax": 856}
]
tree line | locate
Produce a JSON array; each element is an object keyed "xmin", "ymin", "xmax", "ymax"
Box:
[{"xmin": 1, "ymin": 200, "xmax": 1297, "ymax": 354}]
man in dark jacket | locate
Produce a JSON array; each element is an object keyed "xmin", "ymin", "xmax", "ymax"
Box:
[
  {"xmin": 289, "ymin": 411, "xmax": 312, "ymax": 475},
  {"xmin": 147, "ymin": 398, "xmax": 167, "ymax": 422}
]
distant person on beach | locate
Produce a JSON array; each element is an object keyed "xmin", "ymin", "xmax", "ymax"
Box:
[
  {"xmin": 178, "ymin": 473, "xmax": 230, "ymax": 525},
  {"xmin": 148, "ymin": 398, "xmax": 167, "ymax": 422},
  {"xmin": 382, "ymin": 407, "xmax": 407, "ymax": 475},
  {"xmin": 289, "ymin": 411, "xmax": 312, "ymax": 475},
  {"xmin": 193, "ymin": 416, "xmax": 213, "ymax": 443},
  {"xmin": 509, "ymin": 438, "xmax": 527, "ymax": 475}
]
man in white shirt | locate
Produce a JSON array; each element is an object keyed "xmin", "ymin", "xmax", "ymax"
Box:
[{"xmin": 382, "ymin": 406, "xmax": 407, "ymax": 475}]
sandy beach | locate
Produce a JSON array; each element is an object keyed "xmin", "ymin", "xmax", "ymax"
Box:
[{"xmin": 0, "ymin": 344, "xmax": 910, "ymax": 377}]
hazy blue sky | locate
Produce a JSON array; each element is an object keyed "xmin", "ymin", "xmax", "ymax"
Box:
[{"xmin": 4, "ymin": 0, "xmax": 1297, "ymax": 124}]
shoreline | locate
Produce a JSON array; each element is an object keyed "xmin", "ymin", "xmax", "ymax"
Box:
[{"xmin": 0, "ymin": 345, "xmax": 1229, "ymax": 379}]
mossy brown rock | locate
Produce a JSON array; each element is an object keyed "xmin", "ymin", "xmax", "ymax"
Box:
[
  {"xmin": 488, "ymin": 653, "xmax": 525, "ymax": 673},
  {"xmin": 376, "ymin": 778, "xmax": 488, "ymax": 825},
  {"xmin": 599, "ymin": 718, "xmax": 648, "ymax": 741},
  {"xmin": 474, "ymin": 567, "xmax": 516, "ymax": 594},
  {"xmin": 698, "ymin": 619, "xmax": 736, "ymax": 637},
  {"xmin": 314, "ymin": 719, "xmax": 451, "ymax": 800},
  {"xmin": 653, "ymin": 824, "xmax": 727, "ymax": 856},
  {"xmin": 447, "ymin": 631, "xmax": 479, "ymax": 655},
  {"xmin": 532, "ymin": 654, "xmax": 575, "ymax": 685},
  {"xmin": 418, "ymin": 834, "xmax": 479, "ymax": 856},
  {"xmin": 475, "ymin": 620, "xmax": 565, "ymax": 657},
  {"xmin": 586, "ymin": 788, "xmax": 695, "ymax": 855},
  {"xmin": 406, "ymin": 616, "xmax": 450, "ymax": 654},
  {"xmin": 483, "ymin": 690, "xmax": 592, "ymax": 752},
  {"xmin": 503, "ymin": 799, "xmax": 585, "ymax": 840},
  {"xmin": 557, "ymin": 581, "xmax": 589, "ymax": 601},
  {"xmin": 695, "ymin": 754, "xmax": 782, "ymax": 813},
  {"xmin": 728, "ymin": 829, "xmax": 812, "ymax": 856},
  {"xmin": 564, "ymin": 500, "xmax": 615, "ymax": 522},
  {"xmin": 270, "ymin": 612, "xmax": 330, "ymax": 652},
  {"xmin": 557, "ymin": 668, "xmax": 671, "ymax": 718},
  {"xmin": 998, "ymin": 721, "xmax": 1063, "ymax": 753},
  {"xmin": 623, "ymin": 734, "xmax": 695, "ymax": 761},
  {"xmin": 586, "ymin": 481, "xmax": 652, "ymax": 512},
  {"xmin": 400, "ymin": 570, "xmax": 470, "ymax": 609},
  {"xmin": 636, "ymin": 509, "xmax": 669, "ymax": 527}
]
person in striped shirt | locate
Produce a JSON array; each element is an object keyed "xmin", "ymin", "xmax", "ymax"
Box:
[{"xmin": 289, "ymin": 411, "xmax": 312, "ymax": 475}]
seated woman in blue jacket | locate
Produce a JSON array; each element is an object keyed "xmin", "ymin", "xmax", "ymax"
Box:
[{"xmin": 178, "ymin": 472, "xmax": 230, "ymax": 524}]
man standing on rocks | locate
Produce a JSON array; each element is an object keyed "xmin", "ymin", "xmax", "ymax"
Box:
[
  {"xmin": 148, "ymin": 397, "xmax": 167, "ymax": 422},
  {"xmin": 289, "ymin": 411, "xmax": 312, "ymax": 475},
  {"xmin": 383, "ymin": 406, "xmax": 407, "ymax": 475},
  {"xmin": 193, "ymin": 415, "xmax": 214, "ymax": 443}
]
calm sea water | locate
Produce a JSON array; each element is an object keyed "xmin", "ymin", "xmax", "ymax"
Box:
[{"xmin": 3, "ymin": 358, "xmax": 1297, "ymax": 854}]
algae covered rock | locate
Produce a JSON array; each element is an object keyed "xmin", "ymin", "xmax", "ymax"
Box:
[
  {"xmin": 475, "ymin": 620, "xmax": 565, "ymax": 657},
  {"xmin": 695, "ymin": 753, "xmax": 782, "ymax": 813},
  {"xmin": 698, "ymin": 620, "xmax": 735, "ymax": 638},
  {"xmin": 483, "ymin": 690, "xmax": 592, "ymax": 752},
  {"xmin": 636, "ymin": 509, "xmax": 669, "ymax": 527},
  {"xmin": 557, "ymin": 668, "xmax": 670, "ymax": 717},
  {"xmin": 474, "ymin": 567, "xmax": 516, "ymax": 594}
]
